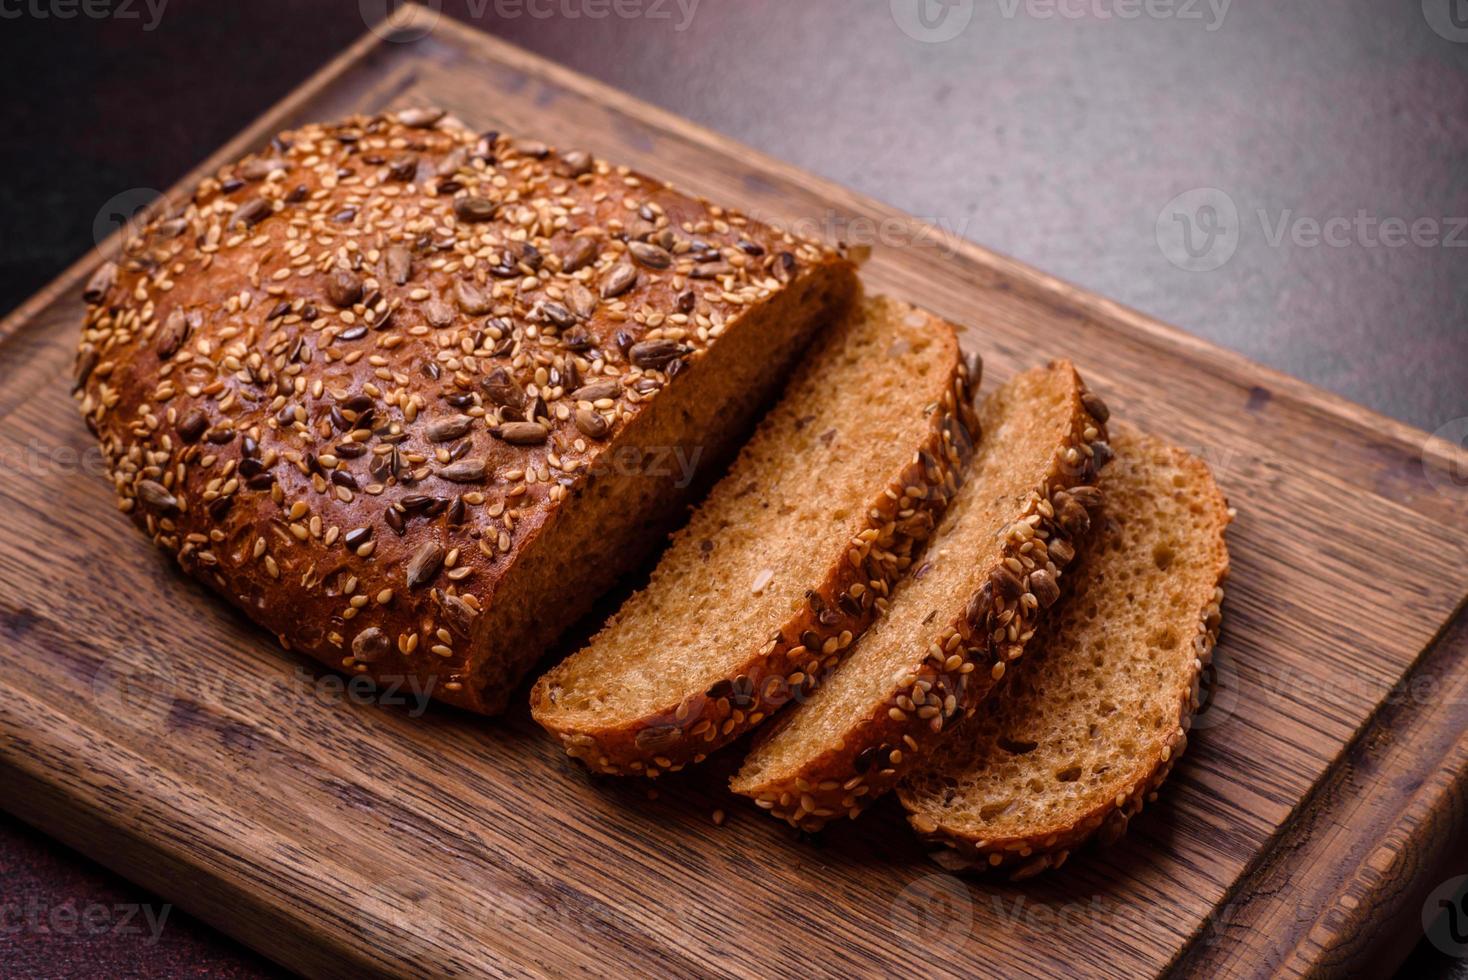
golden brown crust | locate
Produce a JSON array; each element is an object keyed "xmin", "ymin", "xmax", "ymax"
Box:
[
  {"xmin": 900, "ymin": 433, "xmax": 1232, "ymax": 879},
  {"xmin": 75, "ymin": 108, "xmax": 855, "ymax": 714},
  {"xmin": 531, "ymin": 306, "xmax": 979, "ymax": 775},
  {"xmin": 732, "ymin": 362, "xmax": 1110, "ymax": 829}
]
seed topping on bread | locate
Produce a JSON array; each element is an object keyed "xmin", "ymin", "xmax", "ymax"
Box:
[
  {"xmin": 898, "ymin": 425, "xmax": 1231, "ymax": 878},
  {"xmin": 731, "ymin": 362, "xmax": 1110, "ymax": 828},
  {"xmin": 532, "ymin": 297, "xmax": 978, "ymax": 775},
  {"xmin": 76, "ymin": 108, "xmax": 842, "ymax": 709}
]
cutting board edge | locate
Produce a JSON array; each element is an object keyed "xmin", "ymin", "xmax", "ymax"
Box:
[{"xmin": 1169, "ymin": 600, "xmax": 1468, "ymax": 977}]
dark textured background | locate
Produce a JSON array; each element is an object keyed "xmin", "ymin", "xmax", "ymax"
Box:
[{"xmin": 0, "ymin": 1, "xmax": 1464, "ymax": 976}]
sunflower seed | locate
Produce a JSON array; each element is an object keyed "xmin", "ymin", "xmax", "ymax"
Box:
[
  {"xmin": 432, "ymin": 146, "xmax": 465, "ymax": 176},
  {"xmin": 352, "ymin": 627, "xmax": 391, "ymax": 662},
  {"xmin": 629, "ymin": 340, "xmax": 685, "ymax": 369},
  {"xmin": 481, "ymin": 368, "xmax": 525, "ymax": 409},
  {"xmin": 991, "ymin": 564, "xmax": 1024, "ymax": 600},
  {"xmin": 439, "ymin": 458, "xmax": 488, "ymax": 483},
  {"xmin": 558, "ymin": 149, "xmax": 593, "ymax": 177},
  {"xmin": 232, "ymin": 197, "xmax": 272, "ymax": 228},
  {"xmin": 1028, "ymin": 569, "xmax": 1061, "ymax": 607},
  {"xmin": 239, "ymin": 158, "xmax": 285, "ymax": 181},
  {"xmin": 83, "ymin": 262, "xmax": 116, "ymax": 303},
  {"xmin": 692, "ymin": 261, "xmax": 732, "ymax": 279},
  {"xmin": 1070, "ymin": 485, "xmax": 1105, "ymax": 511},
  {"xmin": 772, "ymin": 251, "xmax": 797, "ymax": 282},
  {"xmin": 496, "ymin": 421, "xmax": 548, "ymax": 445},
  {"xmin": 136, "ymin": 480, "xmax": 178, "ymax": 511},
  {"xmin": 384, "ymin": 245, "xmax": 413, "ymax": 285},
  {"xmin": 177, "ymin": 408, "xmax": 208, "ymax": 443},
  {"xmin": 562, "ymin": 235, "xmax": 599, "ymax": 273},
  {"xmin": 601, "ymin": 262, "xmax": 638, "ymax": 299},
  {"xmin": 1081, "ymin": 391, "xmax": 1110, "ymax": 423},
  {"xmin": 571, "ymin": 380, "xmax": 619, "ymax": 402},
  {"xmin": 627, "ymin": 241, "xmax": 672, "ymax": 269},
  {"xmin": 635, "ymin": 726, "xmax": 681, "ymax": 751},
  {"xmin": 440, "ymin": 592, "xmax": 478, "ymax": 636},
  {"xmin": 398, "ymin": 106, "xmax": 445, "ymax": 129},
  {"xmin": 453, "ymin": 196, "xmax": 496, "ymax": 223},
  {"xmin": 426, "ymin": 415, "xmax": 475, "ymax": 442},
  {"xmin": 554, "ymin": 286, "xmax": 595, "ymax": 326},
  {"xmin": 574, "ymin": 407, "xmax": 610, "ymax": 440},
  {"xmin": 541, "ymin": 302, "xmax": 576, "ymax": 329},
  {"xmin": 425, "ymin": 298, "xmax": 455, "ymax": 329},
  {"xmin": 1054, "ymin": 492, "xmax": 1091, "ymax": 536},
  {"xmin": 387, "ymin": 156, "xmax": 417, "ymax": 181},
  {"xmin": 406, "ymin": 541, "xmax": 446, "ymax": 589},
  {"xmin": 72, "ymin": 346, "xmax": 98, "ymax": 392},
  {"xmin": 148, "ymin": 307, "xmax": 189, "ymax": 362},
  {"xmin": 453, "ymin": 279, "xmax": 492, "ymax": 315}
]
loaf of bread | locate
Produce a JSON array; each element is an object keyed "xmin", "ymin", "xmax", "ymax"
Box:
[
  {"xmin": 898, "ymin": 424, "xmax": 1231, "ymax": 877},
  {"xmin": 732, "ymin": 362, "xmax": 1111, "ymax": 828},
  {"xmin": 75, "ymin": 108, "xmax": 857, "ymax": 713},
  {"xmin": 530, "ymin": 296, "xmax": 977, "ymax": 775}
]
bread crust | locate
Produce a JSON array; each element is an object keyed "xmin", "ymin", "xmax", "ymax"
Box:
[
  {"xmin": 731, "ymin": 362, "xmax": 1109, "ymax": 829},
  {"xmin": 76, "ymin": 108, "xmax": 855, "ymax": 714},
  {"xmin": 899, "ymin": 430, "xmax": 1232, "ymax": 879},
  {"xmin": 531, "ymin": 301, "xmax": 979, "ymax": 775}
]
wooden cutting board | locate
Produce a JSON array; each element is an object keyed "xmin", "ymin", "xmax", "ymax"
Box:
[{"xmin": 3, "ymin": 7, "xmax": 1466, "ymax": 977}]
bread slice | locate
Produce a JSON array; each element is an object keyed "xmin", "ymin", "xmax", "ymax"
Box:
[
  {"xmin": 531, "ymin": 297, "xmax": 978, "ymax": 776},
  {"xmin": 897, "ymin": 424, "xmax": 1231, "ymax": 878},
  {"xmin": 731, "ymin": 362, "xmax": 1110, "ymax": 828}
]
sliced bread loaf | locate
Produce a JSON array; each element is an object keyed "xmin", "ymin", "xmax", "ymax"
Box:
[
  {"xmin": 76, "ymin": 108, "xmax": 858, "ymax": 714},
  {"xmin": 531, "ymin": 297, "xmax": 978, "ymax": 776},
  {"xmin": 731, "ymin": 362, "xmax": 1110, "ymax": 829},
  {"xmin": 897, "ymin": 424, "xmax": 1231, "ymax": 878}
]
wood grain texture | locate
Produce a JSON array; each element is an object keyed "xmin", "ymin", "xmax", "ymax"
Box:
[{"xmin": 2, "ymin": 6, "xmax": 1467, "ymax": 977}]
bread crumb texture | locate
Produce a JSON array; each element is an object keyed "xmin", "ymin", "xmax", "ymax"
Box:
[
  {"xmin": 732, "ymin": 361, "xmax": 1110, "ymax": 829},
  {"xmin": 532, "ymin": 296, "xmax": 976, "ymax": 774},
  {"xmin": 898, "ymin": 423, "xmax": 1231, "ymax": 877}
]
